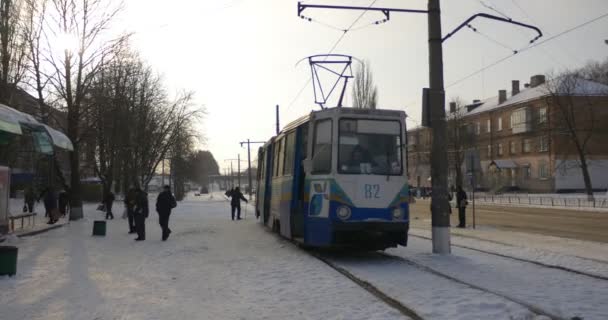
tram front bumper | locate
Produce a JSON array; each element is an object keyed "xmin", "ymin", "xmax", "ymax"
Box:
[{"xmin": 333, "ymin": 220, "xmax": 409, "ymax": 247}]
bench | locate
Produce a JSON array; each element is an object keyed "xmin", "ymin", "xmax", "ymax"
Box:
[{"xmin": 9, "ymin": 212, "xmax": 37, "ymax": 231}]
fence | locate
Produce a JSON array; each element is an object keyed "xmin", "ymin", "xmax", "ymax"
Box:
[{"xmin": 470, "ymin": 193, "xmax": 608, "ymax": 209}]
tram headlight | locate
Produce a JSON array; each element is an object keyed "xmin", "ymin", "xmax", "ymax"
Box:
[
  {"xmin": 392, "ymin": 207, "xmax": 403, "ymax": 220},
  {"xmin": 337, "ymin": 206, "xmax": 351, "ymax": 220}
]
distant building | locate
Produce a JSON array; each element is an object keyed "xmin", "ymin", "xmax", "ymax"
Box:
[{"xmin": 408, "ymin": 74, "xmax": 608, "ymax": 193}]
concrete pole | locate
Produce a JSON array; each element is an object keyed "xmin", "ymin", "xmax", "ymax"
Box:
[
  {"xmin": 246, "ymin": 139, "xmax": 253, "ymax": 200},
  {"xmin": 237, "ymin": 154, "xmax": 241, "ymax": 187},
  {"xmin": 276, "ymin": 105, "xmax": 280, "ymax": 135},
  {"xmin": 428, "ymin": 0, "xmax": 451, "ymax": 254}
]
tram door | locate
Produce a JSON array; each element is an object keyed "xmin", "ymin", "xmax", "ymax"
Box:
[
  {"xmin": 291, "ymin": 124, "xmax": 308, "ymax": 238},
  {"xmin": 262, "ymin": 146, "xmax": 273, "ymax": 225}
]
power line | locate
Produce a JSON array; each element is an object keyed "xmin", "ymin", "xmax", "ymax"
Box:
[
  {"xmin": 446, "ymin": 10, "xmax": 608, "ymax": 88},
  {"xmin": 286, "ymin": 0, "xmax": 379, "ymax": 112}
]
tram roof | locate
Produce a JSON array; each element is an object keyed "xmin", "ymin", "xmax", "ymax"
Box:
[{"xmin": 281, "ymin": 107, "xmax": 406, "ymax": 134}]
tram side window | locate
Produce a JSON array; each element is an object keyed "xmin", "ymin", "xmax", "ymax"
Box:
[
  {"xmin": 284, "ymin": 132, "xmax": 296, "ymax": 176},
  {"xmin": 312, "ymin": 119, "xmax": 332, "ymax": 174},
  {"xmin": 276, "ymin": 138, "xmax": 285, "ymax": 177},
  {"xmin": 273, "ymin": 140, "xmax": 281, "ymax": 177}
]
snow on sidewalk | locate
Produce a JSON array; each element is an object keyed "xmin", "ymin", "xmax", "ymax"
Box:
[
  {"xmin": 0, "ymin": 196, "xmax": 407, "ymax": 320},
  {"xmin": 387, "ymin": 237, "xmax": 608, "ymax": 320}
]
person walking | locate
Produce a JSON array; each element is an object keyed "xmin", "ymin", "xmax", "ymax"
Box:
[
  {"xmin": 456, "ymin": 185, "xmax": 468, "ymax": 228},
  {"xmin": 41, "ymin": 187, "xmax": 58, "ymax": 224},
  {"xmin": 104, "ymin": 191, "xmax": 116, "ymax": 220},
  {"xmin": 58, "ymin": 190, "xmax": 69, "ymax": 218},
  {"xmin": 228, "ymin": 187, "xmax": 248, "ymax": 220},
  {"xmin": 24, "ymin": 187, "xmax": 36, "ymax": 213},
  {"xmin": 156, "ymin": 185, "xmax": 177, "ymax": 241},
  {"xmin": 133, "ymin": 188, "xmax": 149, "ymax": 241},
  {"xmin": 125, "ymin": 188, "xmax": 137, "ymax": 234}
]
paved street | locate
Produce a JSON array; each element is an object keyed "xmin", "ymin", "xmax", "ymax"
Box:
[{"xmin": 409, "ymin": 199, "xmax": 608, "ymax": 243}]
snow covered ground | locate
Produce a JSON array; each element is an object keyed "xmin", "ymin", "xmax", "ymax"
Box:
[
  {"xmin": 1, "ymin": 192, "xmax": 607, "ymax": 320},
  {"xmin": 0, "ymin": 194, "xmax": 406, "ymax": 320}
]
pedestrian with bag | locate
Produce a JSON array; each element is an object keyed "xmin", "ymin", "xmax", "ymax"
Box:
[
  {"xmin": 104, "ymin": 191, "xmax": 116, "ymax": 220},
  {"xmin": 456, "ymin": 185, "xmax": 468, "ymax": 228},
  {"xmin": 156, "ymin": 185, "xmax": 177, "ymax": 241},
  {"xmin": 40, "ymin": 187, "xmax": 59, "ymax": 224},
  {"xmin": 58, "ymin": 190, "xmax": 69, "ymax": 218},
  {"xmin": 133, "ymin": 187, "xmax": 149, "ymax": 241},
  {"xmin": 227, "ymin": 187, "xmax": 248, "ymax": 220}
]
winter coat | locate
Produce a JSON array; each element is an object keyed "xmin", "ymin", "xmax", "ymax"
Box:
[
  {"xmin": 156, "ymin": 190, "xmax": 177, "ymax": 214},
  {"xmin": 43, "ymin": 191, "xmax": 57, "ymax": 211},
  {"xmin": 456, "ymin": 189, "xmax": 468, "ymax": 208},
  {"xmin": 229, "ymin": 190, "xmax": 247, "ymax": 207},
  {"xmin": 134, "ymin": 191, "xmax": 149, "ymax": 217},
  {"xmin": 58, "ymin": 192, "xmax": 69, "ymax": 208},
  {"xmin": 104, "ymin": 192, "xmax": 115, "ymax": 205},
  {"xmin": 124, "ymin": 189, "xmax": 137, "ymax": 210}
]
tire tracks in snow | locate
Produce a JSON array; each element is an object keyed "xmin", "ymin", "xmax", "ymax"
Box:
[
  {"xmin": 376, "ymin": 251, "xmax": 566, "ymax": 320},
  {"xmin": 409, "ymin": 233, "xmax": 608, "ymax": 281},
  {"xmin": 310, "ymin": 251, "xmax": 426, "ymax": 320}
]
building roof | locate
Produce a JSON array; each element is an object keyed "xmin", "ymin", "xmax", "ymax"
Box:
[{"xmin": 463, "ymin": 77, "xmax": 608, "ymax": 118}]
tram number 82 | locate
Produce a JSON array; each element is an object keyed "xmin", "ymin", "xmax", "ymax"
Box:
[{"xmin": 364, "ymin": 184, "xmax": 380, "ymax": 199}]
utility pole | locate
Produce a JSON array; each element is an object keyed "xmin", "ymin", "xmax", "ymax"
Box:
[
  {"xmin": 240, "ymin": 139, "xmax": 266, "ymax": 200},
  {"xmin": 276, "ymin": 104, "xmax": 280, "ymax": 135},
  {"xmin": 238, "ymin": 154, "xmax": 241, "ymax": 187},
  {"xmin": 427, "ymin": 0, "xmax": 451, "ymax": 254},
  {"xmin": 296, "ymin": 1, "xmax": 541, "ymax": 254}
]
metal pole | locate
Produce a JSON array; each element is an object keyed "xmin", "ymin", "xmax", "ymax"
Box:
[
  {"xmin": 161, "ymin": 159, "xmax": 165, "ymax": 186},
  {"xmin": 276, "ymin": 104, "xmax": 280, "ymax": 135},
  {"xmin": 238, "ymin": 154, "xmax": 241, "ymax": 187},
  {"xmin": 428, "ymin": 0, "xmax": 451, "ymax": 254},
  {"xmin": 471, "ymin": 155, "xmax": 476, "ymax": 229},
  {"xmin": 247, "ymin": 139, "xmax": 253, "ymax": 200}
]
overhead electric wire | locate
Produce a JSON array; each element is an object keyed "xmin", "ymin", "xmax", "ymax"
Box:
[
  {"xmin": 286, "ymin": 0, "xmax": 379, "ymax": 112},
  {"xmin": 446, "ymin": 10, "xmax": 608, "ymax": 89}
]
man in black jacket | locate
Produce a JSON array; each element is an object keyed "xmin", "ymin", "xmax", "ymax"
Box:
[
  {"xmin": 133, "ymin": 188, "xmax": 149, "ymax": 241},
  {"xmin": 156, "ymin": 185, "xmax": 177, "ymax": 241},
  {"xmin": 228, "ymin": 187, "xmax": 248, "ymax": 220},
  {"xmin": 104, "ymin": 191, "xmax": 115, "ymax": 220},
  {"xmin": 456, "ymin": 185, "xmax": 468, "ymax": 228}
]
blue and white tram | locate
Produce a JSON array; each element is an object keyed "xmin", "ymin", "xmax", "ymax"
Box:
[{"xmin": 255, "ymin": 107, "xmax": 409, "ymax": 250}]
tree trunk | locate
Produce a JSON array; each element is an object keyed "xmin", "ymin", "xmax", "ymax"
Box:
[{"xmin": 578, "ymin": 153, "xmax": 594, "ymax": 201}]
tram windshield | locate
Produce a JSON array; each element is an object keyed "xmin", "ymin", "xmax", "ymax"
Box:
[{"xmin": 338, "ymin": 119, "xmax": 402, "ymax": 175}]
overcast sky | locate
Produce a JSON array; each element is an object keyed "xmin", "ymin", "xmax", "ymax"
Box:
[{"xmin": 115, "ymin": 0, "xmax": 608, "ymax": 172}]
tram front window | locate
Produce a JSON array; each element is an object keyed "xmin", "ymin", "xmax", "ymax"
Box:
[{"xmin": 339, "ymin": 119, "xmax": 402, "ymax": 175}]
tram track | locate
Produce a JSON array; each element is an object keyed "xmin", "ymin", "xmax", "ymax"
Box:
[
  {"xmin": 376, "ymin": 251, "xmax": 566, "ymax": 320},
  {"xmin": 408, "ymin": 233, "xmax": 608, "ymax": 281}
]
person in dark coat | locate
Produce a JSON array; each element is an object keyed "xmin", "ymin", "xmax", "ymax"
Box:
[
  {"xmin": 40, "ymin": 187, "xmax": 58, "ymax": 224},
  {"xmin": 104, "ymin": 191, "xmax": 116, "ymax": 220},
  {"xmin": 156, "ymin": 185, "xmax": 177, "ymax": 241},
  {"xmin": 58, "ymin": 190, "xmax": 69, "ymax": 217},
  {"xmin": 228, "ymin": 187, "xmax": 248, "ymax": 220},
  {"xmin": 124, "ymin": 188, "xmax": 137, "ymax": 234},
  {"xmin": 133, "ymin": 188, "xmax": 149, "ymax": 241},
  {"xmin": 24, "ymin": 187, "xmax": 36, "ymax": 213},
  {"xmin": 456, "ymin": 185, "xmax": 468, "ymax": 228}
]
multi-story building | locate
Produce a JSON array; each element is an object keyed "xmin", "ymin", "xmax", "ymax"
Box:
[{"xmin": 407, "ymin": 74, "xmax": 608, "ymax": 193}]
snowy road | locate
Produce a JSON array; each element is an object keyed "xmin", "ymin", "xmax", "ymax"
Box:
[{"xmin": 1, "ymin": 193, "xmax": 607, "ymax": 320}]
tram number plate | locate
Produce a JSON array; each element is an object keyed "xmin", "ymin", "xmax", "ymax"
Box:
[{"xmin": 364, "ymin": 184, "xmax": 380, "ymax": 199}]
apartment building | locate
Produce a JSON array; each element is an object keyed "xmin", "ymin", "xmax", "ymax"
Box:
[{"xmin": 407, "ymin": 74, "xmax": 608, "ymax": 193}]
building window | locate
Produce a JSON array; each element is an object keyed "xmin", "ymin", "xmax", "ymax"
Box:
[
  {"xmin": 475, "ymin": 122, "xmax": 480, "ymax": 135},
  {"xmin": 524, "ymin": 166, "xmax": 531, "ymax": 179},
  {"xmin": 498, "ymin": 117, "xmax": 503, "ymax": 131},
  {"xmin": 486, "ymin": 119, "xmax": 491, "ymax": 133},
  {"xmin": 539, "ymin": 107, "xmax": 547, "ymax": 124},
  {"xmin": 539, "ymin": 162, "xmax": 549, "ymax": 179},
  {"xmin": 523, "ymin": 139, "xmax": 532, "ymax": 153},
  {"xmin": 539, "ymin": 136, "xmax": 548, "ymax": 152},
  {"xmin": 510, "ymin": 141, "xmax": 516, "ymax": 154},
  {"xmin": 487, "ymin": 145, "xmax": 492, "ymax": 158},
  {"xmin": 498, "ymin": 143, "xmax": 503, "ymax": 156}
]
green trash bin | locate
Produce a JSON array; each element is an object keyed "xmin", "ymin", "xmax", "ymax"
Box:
[
  {"xmin": 92, "ymin": 220, "xmax": 106, "ymax": 236},
  {"xmin": 0, "ymin": 246, "xmax": 18, "ymax": 276}
]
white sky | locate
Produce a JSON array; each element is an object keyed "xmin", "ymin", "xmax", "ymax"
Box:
[{"xmin": 114, "ymin": 0, "xmax": 608, "ymax": 172}]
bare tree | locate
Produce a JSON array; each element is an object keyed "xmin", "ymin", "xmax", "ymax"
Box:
[
  {"xmin": 579, "ymin": 57, "xmax": 608, "ymax": 86},
  {"xmin": 544, "ymin": 72, "xmax": 602, "ymax": 200},
  {"xmin": 45, "ymin": 0, "xmax": 127, "ymax": 219},
  {"xmin": 0, "ymin": 0, "xmax": 30, "ymax": 104},
  {"xmin": 351, "ymin": 60, "xmax": 377, "ymax": 109},
  {"xmin": 446, "ymin": 97, "xmax": 476, "ymax": 188}
]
